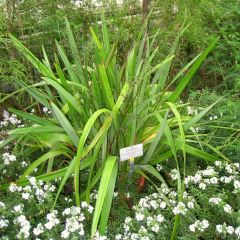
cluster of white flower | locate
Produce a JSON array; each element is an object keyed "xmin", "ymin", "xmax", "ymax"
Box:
[
  {"xmin": 12, "ymin": 204, "xmax": 24, "ymax": 213},
  {"xmin": 33, "ymin": 223, "xmax": 44, "ymax": 236},
  {"xmin": 42, "ymin": 107, "xmax": 52, "ymax": 114},
  {"xmin": 8, "ymin": 177, "xmax": 55, "ymax": 203},
  {"xmin": 156, "ymin": 164, "xmax": 163, "ymax": 171},
  {"xmin": 0, "ymin": 112, "xmax": 22, "ymax": 128},
  {"xmin": 170, "ymin": 169, "xmax": 178, "ymax": 180},
  {"xmin": 0, "ymin": 217, "xmax": 9, "ymax": 229},
  {"xmin": 44, "ymin": 210, "xmax": 60, "ymax": 230},
  {"xmin": 223, "ymin": 204, "xmax": 233, "ymax": 213},
  {"xmin": 114, "ymin": 161, "xmax": 240, "ymax": 239},
  {"xmin": 189, "ymin": 219, "xmax": 209, "ymax": 232},
  {"xmin": 13, "ymin": 215, "xmax": 31, "ymax": 239},
  {"xmin": 216, "ymin": 223, "xmax": 238, "ymax": 236},
  {"xmin": 209, "ymin": 197, "xmax": 222, "ymax": 205},
  {"xmin": 173, "ymin": 202, "xmax": 187, "ymax": 215},
  {"xmin": 184, "ymin": 162, "xmax": 240, "ymax": 193},
  {"xmin": 61, "ymin": 204, "xmax": 94, "ymax": 239},
  {"xmin": 2, "ymin": 152, "xmax": 16, "ymax": 165}
]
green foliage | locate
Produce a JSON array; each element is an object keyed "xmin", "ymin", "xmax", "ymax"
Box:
[{"xmin": 0, "ymin": 14, "xmax": 226, "ymax": 236}]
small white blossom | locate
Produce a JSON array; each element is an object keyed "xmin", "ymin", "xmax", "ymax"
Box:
[
  {"xmin": 223, "ymin": 204, "xmax": 232, "ymax": 213},
  {"xmin": 209, "ymin": 198, "xmax": 222, "ymax": 205},
  {"xmin": 159, "ymin": 201, "xmax": 166, "ymax": 209},
  {"xmin": 187, "ymin": 201, "xmax": 194, "ymax": 209},
  {"xmin": 13, "ymin": 204, "xmax": 24, "ymax": 213},
  {"xmin": 216, "ymin": 224, "xmax": 223, "ymax": 233},
  {"xmin": 0, "ymin": 218, "xmax": 9, "ymax": 228},
  {"xmin": 173, "ymin": 202, "xmax": 187, "ymax": 215},
  {"xmin": 151, "ymin": 224, "xmax": 160, "ymax": 233},
  {"xmin": 199, "ymin": 183, "xmax": 206, "ymax": 190},
  {"xmin": 235, "ymin": 227, "xmax": 240, "ymax": 237},
  {"xmin": 226, "ymin": 226, "xmax": 234, "ymax": 234},
  {"xmin": 135, "ymin": 212, "xmax": 145, "ymax": 221},
  {"xmin": 33, "ymin": 223, "xmax": 44, "ymax": 236},
  {"xmin": 156, "ymin": 214, "xmax": 164, "ymax": 223},
  {"xmin": 22, "ymin": 192, "xmax": 31, "ymax": 200}
]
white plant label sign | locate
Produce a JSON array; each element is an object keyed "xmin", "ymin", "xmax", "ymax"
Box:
[{"xmin": 120, "ymin": 144, "xmax": 143, "ymax": 161}]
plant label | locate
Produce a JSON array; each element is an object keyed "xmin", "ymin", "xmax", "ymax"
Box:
[{"xmin": 120, "ymin": 144, "xmax": 143, "ymax": 161}]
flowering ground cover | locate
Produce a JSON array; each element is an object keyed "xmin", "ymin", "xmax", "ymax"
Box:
[{"xmin": 0, "ymin": 110, "xmax": 239, "ymax": 239}]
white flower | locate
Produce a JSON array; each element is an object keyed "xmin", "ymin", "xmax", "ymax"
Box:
[
  {"xmin": 173, "ymin": 202, "xmax": 187, "ymax": 215},
  {"xmin": 202, "ymin": 220, "xmax": 209, "ymax": 229},
  {"xmin": 42, "ymin": 107, "xmax": 49, "ymax": 113},
  {"xmin": 88, "ymin": 205, "xmax": 94, "ymax": 213},
  {"xmin": 160, "ymin": 201, "xmax": 166, "ymax": 209},
  {"xmin": 221, "ymin": 176, "xmax": 233, "ymax": 183},
  {"xmin": 189, "ymin": 219, "xmax": 209, "ymax": 232},
  {"xmin": 44, "ymin": 221, "xmax": 55, "ymax": 230},
  {"xmin": 210, "ymin": 177, "xmax": 218, "ymax": 184},
  {"xmin": 216, "ymin": 224, "xmax": 223, "ymax": 233},
  {"xmin": 150, "ymin": 200, "xmax": 158, "ymax": 209},
  {"xmin": 170, "ymin": 169, "xmax": 178, "ymax": 180},
  {"xmin": 151, "ymin": 224, "xmax": 159, "ymax": 233},
  {"xmin": 33, "ymin": 223, "xmax": 44, "ymax": 236},
  {"xmin": 14, "ymin": 215, "xmax": 31, "ymax": 239},
  {"xmin": 2, "ymin": 152, "xmax": 16, "ymax": 165},
  {"xmin": 214, "ymin": 161, "xmax": 222, "ymax": 167},
  {"xmin": 0, "ymin": 218, "xmax": 9, "ymax": 228},
  {"xmin": 63, "ymin": 208, "xmax": 71, "ymax": 216},
  {"xmin": 192, "ymin": 173, "xmax": 202, "ymax": 183},
  {"xmin": 21, "ymin": 161, "xmax": 28, "ymax": 167},
  {"xmin": 113, "ymin": 191, "xmax": 119, "ymax": 197},
  {"xmin": 8, "ymin": 114, "xmax": 21, "ymax": 125},
  {"xmin": 225, "ymin": 165, "xmax": 233, "ymax": 174},
  {"xmin": 146, "ymin": 216, "xmax": 154, "ymax": 225},
  {"xmin": 187, "ymin": 201, "xmax": 194, "ymax": 209},
  {"xmin": 202, "ymin": 167, "xmax": 216, "ymax": 176},
  {"xmin": 61, "ymin": 229, "xmax": 70, "ymax": 239},
  {"xmin": 81, "ymin": 201, "xmax": 88, "ymax": 208},
  {"xmin": 156, "ymin": 164, "xmax": 163, "ymax": 171},
  {"xmin": 235, "ymin": 227, "xmax": 240, "ymax": 237},
  {"xmin": 22, "ymin": 192, "xmax": 31, "ymax": 200},
  {"xmin": 45, "ymin": 211, "xmax": 60, "ymax": 230},
  {"xmin": 234, "ymin": 180, "xmax": 240, "ymax": 189},
  {"xmin": 28, "ymin": 177, "xmax": 37, "ymax": 186},
  {"xmin": 135, "ymin": 212, "xmax": 145, "ymax": 221},
  {"xmin": 13, "ymin": 204, "xmax": 24, "ymax": 213},
  {"xmin": 156, "ymin": 214, "xmax": 164, "ymax": 223},
  {"xmin": 209, "ymin": 197, "xmax": 222, "ymax": 205},
  {"xmin": 125, "ymin": 217, "xmax": 132, "ymax": 224},
  {"xmin": 9, "ymin": 183, "xmax": 21, "ymax": 192},
  {"xmin": 189, "ymin": 224, "xmax": 196, "ymax": 232},
  {"xmin": 223, "ymin": 204, "xmax": 232, "ymax": 213},
  {"xmin": 48, "ymin": 185, "xmax": 56, "ymax": 192},
  {"xmin": 199, "ymin": 183, "xmax": 206, "ymax": 190},
  {"xmin": 226, "ymin": 226, "xmax": 234, "ymax": 234}
]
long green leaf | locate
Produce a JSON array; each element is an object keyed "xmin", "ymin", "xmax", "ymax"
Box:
[{"xmin": 91, "ymin": 156, "xmax": 117, "ymax": 237}]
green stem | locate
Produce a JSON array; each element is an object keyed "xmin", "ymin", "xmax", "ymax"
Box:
[{"xmin": 171, "ymin": 214, "xmax": 180, "ymax": 240}]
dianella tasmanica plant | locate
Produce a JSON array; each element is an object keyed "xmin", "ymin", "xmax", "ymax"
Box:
[{"xmin": 0, "ymin": 15, "xmax": 226, "ymax": 237}]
